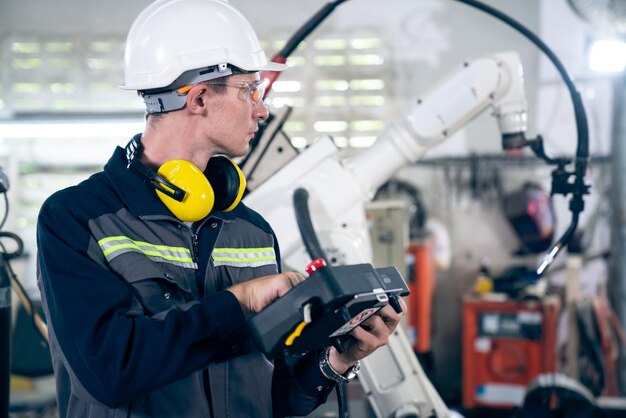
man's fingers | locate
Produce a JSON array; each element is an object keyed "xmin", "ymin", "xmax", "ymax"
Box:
[
  {"xmin": 359, "ymin": 314, "xmax": 392, "ymax": 343},
  {"xmin": 284, "ymin": 271, "xmax": 304, "ymax": 287},
  {"xmin": 361, "ymin": 311, "xmax": 383, "ymax": 330},
  {"xmin": 333, "ymin": 299, "xmax": 407, "ymax": 366},
  {"xmin": 398, "ymin": 298, "xmax": 407, "ymax": 314},
  {"xmin": 377, "ymin": 302, "xmax": 404, "ymax": 327},
  {"xmin": 350, "ymin": 324, "xmax": 379, "ymax": 351}
]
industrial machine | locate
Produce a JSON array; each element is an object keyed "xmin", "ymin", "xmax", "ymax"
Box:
[
  {"xmin": 244, "ymin": 50, "xmax": 531, "ymax": 418},
  {"xmin": 462, "ymin": 295, "xmax": 560, "ymax": 410}
]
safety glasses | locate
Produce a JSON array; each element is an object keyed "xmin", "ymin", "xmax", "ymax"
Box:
[{"xmin": 176, "ymin": 79, "xmax": 268, "ymax": 105}]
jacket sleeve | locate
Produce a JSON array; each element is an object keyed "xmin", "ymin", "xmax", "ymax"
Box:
[
  {"xmin": 37, "ymin": 191, "xmax": 248, "ymax": 407},
  {"xmin": 271, "ymin": 350, "xmax": 335, "ymax": 417}
]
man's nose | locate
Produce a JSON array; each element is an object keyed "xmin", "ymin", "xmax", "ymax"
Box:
[{"xmin": 254, "ymin": 100, "xmax": 269, "ymax": 121}]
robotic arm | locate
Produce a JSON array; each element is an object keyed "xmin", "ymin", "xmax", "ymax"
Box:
[
  {"xmin": 349, "ymin": 51, "xmax": 526, "ymax": 195},
  {"xmin": 245, "ymin": 51, "xmax": 527, "ymax": 271},
  {"xmin": 244, "ymin": 51, "xmax": 528, "ymax": 418}
]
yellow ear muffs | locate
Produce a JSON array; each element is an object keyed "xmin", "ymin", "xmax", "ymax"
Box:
[
  {"xmin": 204, "ymin": 156, "xmax": 246, "ymax": 212},
  {"xmin": 156, "ymin": 160, "xmax": 215, "ymax": 222}
]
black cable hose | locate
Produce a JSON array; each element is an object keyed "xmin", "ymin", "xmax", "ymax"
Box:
[
  {"xmin": 451, "ymin": 0, "xmax": 590, "ymax": 273},
  {"xmin": 292, "ymin": 188, "xmax": 329, "ymax": 263},
  {"xmin": 0, "ymin": 216, "xmax": 48, "ymax": 345},
  {"xmin": 292, "ymin": 188, "xmax": 350, "ymax": 418},
  {"xmin": 265, "ymin": 0, "xmax": 589, "ymax": 277},
  {"xmin": 451, "ymin": 0, "xmax": 589, "ymax": 159},
  {"xmin": 0, "ymin": 231, "xmax": 24, "ymax": 260},
  {"xmin": 0, "ymin": 194, "xmax": 8, "ymax": 231},
  {"xmin": 278, "ymin": 0, "xmax": 349, "ymax": 58},
  {"xmin": 0, "ymin": 240, "xmax": 48, "ymax": 346},
  {"xmin": 0, "ymin": 231, "xmax": 48, "ymax": 345},
  {"xmin": 270, "ymin": 0, "xmax": 589, "ymax": 171},
  {"xmin": 336, "ymin": 381, "xmax": 349, "ymax": 418}
]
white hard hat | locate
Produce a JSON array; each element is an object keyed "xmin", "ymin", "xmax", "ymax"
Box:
[{"xmin": 120, "ymin": 0, "xmax": 287, "ymax": 92}]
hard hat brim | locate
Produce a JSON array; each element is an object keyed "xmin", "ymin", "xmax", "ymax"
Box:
[
  {"xmin": 259, "ymin": 61, "xmax": 289, "ymax": 72},
  {"xmin": 120, "ymin": 61, "xmax": 289, "ymax": 91}
]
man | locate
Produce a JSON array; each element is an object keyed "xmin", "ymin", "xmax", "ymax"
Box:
[{"xmin": 36, "ymin": 0, "xmax": 405, "ymax": 417}]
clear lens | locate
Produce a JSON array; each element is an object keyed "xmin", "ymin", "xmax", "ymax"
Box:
[
  {"xmin": 200, "ymin": 79, "xmax": 268, "ymax": 104},
  {"xmin": 245, "ymin": 80, "xmax": 267, "ymax": 104}
]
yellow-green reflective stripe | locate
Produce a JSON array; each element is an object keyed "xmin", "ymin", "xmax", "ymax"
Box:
[
  {"xmin": 212, "ymin": 247, "xmax": 276, "ymax": 268},
  {"xmin": 99, "ymin": 236, "xmax": 192, "ymax": 255},
  {"xmin": 212, "ymin": 256, "xmax": 275, "ymax": 262},
  {"xmin": 98, "ymin": 236, "xmax": 196, "ymax": 268},
  {"xmin": 212, "ymin": 247, "xmax": 274, "ymax": 254},
  {"xmin": 102, "ymin": 243, "xmax": 193, "ymax": 263}
]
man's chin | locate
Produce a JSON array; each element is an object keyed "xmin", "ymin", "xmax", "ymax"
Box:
[{"xmin": 230, "ymin": 145, "xmax": 250, "ymax": 159}]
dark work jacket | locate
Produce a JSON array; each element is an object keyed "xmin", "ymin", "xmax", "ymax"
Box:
[{"xmin": 36, "ymin": 142, "xmax": 333, "ymax": 418}]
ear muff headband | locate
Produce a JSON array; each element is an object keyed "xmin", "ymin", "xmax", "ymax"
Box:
[
  {"xmin": 204, "ymin": 156, "xmax": 246, "ymax": 212},
  {"xmin": 129, "ymin": 158, "xmax": 186, "ymax": 202},
  {"xmin": 127, "ymin": 136, "xmax": 187, "ymax": 203}
]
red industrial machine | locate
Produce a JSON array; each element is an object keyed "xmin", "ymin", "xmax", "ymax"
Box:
[{"xmin": 462, "ymin": 295, "xmax": 560, "ymax": 410}]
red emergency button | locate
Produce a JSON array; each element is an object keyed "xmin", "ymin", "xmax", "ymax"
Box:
[{"xmin": 305, "ymin": 258, "xmax": 327, "ymax": 275}]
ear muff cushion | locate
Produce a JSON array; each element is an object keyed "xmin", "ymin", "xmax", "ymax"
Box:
[
  {"xmin": 156, "ymin": 160, "xmax": 215, "ymax": 222},
  {"xmin": 204, "ymin": 156, "xmax": 246, "ymax": 212}
]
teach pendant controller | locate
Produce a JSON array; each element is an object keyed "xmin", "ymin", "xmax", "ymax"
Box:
[{"xmin": 248, "ymin": 259, "xmax": 409, "ymax": 357}]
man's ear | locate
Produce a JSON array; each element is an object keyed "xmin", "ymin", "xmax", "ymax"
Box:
[{"xmin": 186, "ymin": 84, "xmax": 209, "ymax": 114}]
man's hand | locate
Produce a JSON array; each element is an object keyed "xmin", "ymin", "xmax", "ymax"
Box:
[
  {"xmin": 327, "ymin": 298, "xmax": 407, "ymax": 373},
  {"xmin": 226, "ymin": 272, "xmax": 304, "ymax": 315}
]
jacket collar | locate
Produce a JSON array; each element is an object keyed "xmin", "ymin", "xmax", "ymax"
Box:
[{"xmin": 105, "ymin": 141, "xmax": 173, "ymax": 218}]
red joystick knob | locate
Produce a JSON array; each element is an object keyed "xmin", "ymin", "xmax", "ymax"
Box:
[{"xmin": 305, "ymin": 258, "xmax": 327, "ymax": 275}]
